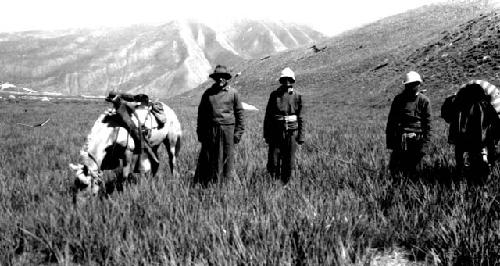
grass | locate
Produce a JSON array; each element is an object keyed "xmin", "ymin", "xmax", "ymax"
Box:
[
  {"xmin": 0, "ymin": 97, "xmax": 498, "ymax": 265},
  {"xmin": 0, "ymin": 3, "xmax": 499, "ymax": 266}
]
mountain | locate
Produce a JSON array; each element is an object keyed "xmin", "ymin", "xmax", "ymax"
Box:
[
  {"xmin": 182, "ymin": 4, "xmax": 488, "ymax": 108},
  {"xmin": 0, "ymin": 20, "xmax": 323, "ymax": 98},
  {"xmin": 220, "ymin": 20, "xmax": 324, "ymax": 59}
]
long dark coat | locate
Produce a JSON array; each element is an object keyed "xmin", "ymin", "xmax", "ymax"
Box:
[
  {"xmin": 263, "ymin": 87, "xmax": 304, "ymax": 183},
  {"xmin": 386, "ymin": 90, "xmax": 432, "ymax": 175},
  {"xmin": 194, "ymin": 85, "xmax": 244, "ymax": 186}
]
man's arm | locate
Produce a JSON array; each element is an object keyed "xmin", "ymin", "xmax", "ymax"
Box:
[
  {"xmin": 386, "ymin": 97, "xmax": 399, "ymax": 150},
  {"xmin": 421, "ymin": 98, "xmax": 432, "ymax": 146},
  {"xmin": 263, "ymin": 93, "xmax": 274, "ymax": 143},
  {"xmin": 197, "ymin": 93, "xmax": 208, "ymax": 143},
  {"xmin": 233, "ymin": 90, "xmax": 245, "ymax": 144},
  {"xmin": 296, "ymin": 94, "xmax": 305, "ymax": 144}
]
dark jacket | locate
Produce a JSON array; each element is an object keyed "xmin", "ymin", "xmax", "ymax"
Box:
[
  {"xmin": 386, "ymin": 91, "xmax": 432, "ymax": 150},
  {"xmin": 264, "ymin": 87, "xmax": 305, "ymax": 143},
  {"xmin": 197, "ymin": 85, "xmax": 245, "ymax": 142}
]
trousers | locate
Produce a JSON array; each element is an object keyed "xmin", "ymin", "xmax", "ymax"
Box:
[
  {"xmin": 267, "ymin": 129, "xmax": 298, "ymax": 184},
  {"xmin": 195, "ymin": 124, "xmax": 236, "ymax": 186}
]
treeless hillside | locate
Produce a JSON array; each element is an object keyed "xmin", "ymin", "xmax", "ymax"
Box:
[
  {"xmin": 182, "ymin": 4, "xmax": 489, "ymax": 109},
  {"xmin": 394, "ymin": 12, "xmax": 500, "ymax": 104}
]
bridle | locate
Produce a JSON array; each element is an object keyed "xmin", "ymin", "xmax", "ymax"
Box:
[{"xmin": 80, "ymin": 150, "xmax": 103, "ymax": 187}]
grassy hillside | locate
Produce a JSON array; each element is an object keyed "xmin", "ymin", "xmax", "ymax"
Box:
[
  {"xmin": 395, "ymin": 12, "xmax": 500, "ymax": 103},
  {"xmin": 181, "ymin": 4, "xmax": 487, "ymax": 107}
]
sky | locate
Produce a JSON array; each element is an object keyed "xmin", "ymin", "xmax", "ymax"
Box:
[{"xmin": 0, "ymin": 0, "xmax": 488, "ymax": 36}]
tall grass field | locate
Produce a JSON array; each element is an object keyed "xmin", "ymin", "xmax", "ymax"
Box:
[{"xmin": 0, "ymin": 97, "xmax": 499, "ymax": 265}]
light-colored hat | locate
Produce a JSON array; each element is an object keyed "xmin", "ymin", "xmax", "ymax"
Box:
[
  {"xmin": 279, "ymin": 67, "xmax": 295, "ymax": 82},
  {"xmin": 403, "ymin": 71, "xmax": 423, "ymax": 84}
]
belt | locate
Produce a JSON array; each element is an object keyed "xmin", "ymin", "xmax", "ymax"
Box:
[
  {"xmin": 400, "ymin": 132, "xmax": 422, "ymax": 151},
  {"xmin": 274, "ymin": 115, "xmax": 297, "ymax": 122},
  {"xmin": 402, "ymin": 132, "xmax": 417, "ymax": 139}
]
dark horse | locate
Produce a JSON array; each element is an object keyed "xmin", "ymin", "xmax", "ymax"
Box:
[{"xmin": 442, "ymin": 80, "xmax": 500, "ymax": 182}]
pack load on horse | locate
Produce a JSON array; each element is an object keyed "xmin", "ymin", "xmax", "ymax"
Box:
[
  {"xmin": 104, "ymin": 92, "xmax": 166, "ymax": 168},
  {"xmin": 69, "ymin": 92, "xmax": 182, "ymax": 200},
  {"xmin": 441, "ymin": 80, "xmax": 500, "ymax": 178}
]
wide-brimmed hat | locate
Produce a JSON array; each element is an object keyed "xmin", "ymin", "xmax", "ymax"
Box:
[
  {"xmin": 403, "ymin": 71, "xmax": 423, "ymax": 85},
  {"xmin": 209, "ymin": 65, "xmax": 232, "ymax": 80}
]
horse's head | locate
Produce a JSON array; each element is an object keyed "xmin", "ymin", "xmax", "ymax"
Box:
[{"xmin": 69, "ymin": 150, "xmax": 103, "ymax": 198}]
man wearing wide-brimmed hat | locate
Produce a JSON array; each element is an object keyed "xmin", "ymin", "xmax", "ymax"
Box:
[
  {"xmin": 386, "ymin": 71, "xmax": 432, "ymax": 176},
  {"xmin": 263, "ymin": 67, "xmax": 305, "ymax": 184},
  {"xmin": 194, "ymin": 65, "xmax": 245, "ymax": 186}
]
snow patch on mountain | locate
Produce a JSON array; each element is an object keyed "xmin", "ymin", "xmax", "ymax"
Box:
[
  {"xmin": 215, "ymin": 32, "xmax": 240, "ymax": 56},
  {"xmin": 261, "ymin": 22, "xmax": 287, "ymax": 52},
  {"xmin": 196, "ymin": 27, "xmax": 206, "ymax": 48},
  {"xmin": 279, "ymin": 23, "xmax": 299, "ymax": 46},
  {"xmin": 177, "ymin": 21, "xmax": 212, "ymax": 89}
]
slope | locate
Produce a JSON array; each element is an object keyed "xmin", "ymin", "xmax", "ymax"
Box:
[
  {"xmin": 182, "ymin": 4, "xmax": 488, "ymax": 109},
  {"xmin": 394, "ymin": 12, "xmax": 500, "ymax": 103},
  {"xmin": 0, "ymin": 20, "xmax": 323, "ymax": 98}
]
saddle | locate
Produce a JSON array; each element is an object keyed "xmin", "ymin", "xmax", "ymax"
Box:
[
  {"xmin": 104, "ymin": 93, "xmax": 166, "ymax": 170},
  {"xmin": 103, "ymin": 108, "xmax": 152, "ymax": 149},
  {"xmin": 105, "ymin": 94, "xmax": 166, "ymax": 128}
]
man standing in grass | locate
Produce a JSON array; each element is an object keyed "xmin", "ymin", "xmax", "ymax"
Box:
[
  {"xmin": 194, "ymin": 65, "xmax": 245, "ymax": 186},
  {"xmin": 386, "ymin": 71, "xmax": 432, "ymax": 176},
  {"xmin": 264, "ymin": 67, "xmax": 305, "ymax": 184}
]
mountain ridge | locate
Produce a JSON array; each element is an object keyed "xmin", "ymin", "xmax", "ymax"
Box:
[
  {"xmin": 0, "ymin": 20, "xmax": 324, "ymax": 98},
  {"xmin": 180, "ymin": 4, "xmax": 490, "ymax": 109}
]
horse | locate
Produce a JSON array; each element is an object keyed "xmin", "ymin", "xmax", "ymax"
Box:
[
  {"xmin": 442, "ymin": 80, "xmax": 500, "ymax": 181},
  {"xmin": 69, "ymin": 102, "xmax": 182, "ymax": 199}
]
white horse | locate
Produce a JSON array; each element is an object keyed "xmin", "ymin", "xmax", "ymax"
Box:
[{"xmin": 69, "ymin": 102, "xmax": 182, "ymax": 199}]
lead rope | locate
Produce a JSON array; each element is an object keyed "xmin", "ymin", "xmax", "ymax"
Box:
[{"xmin": 85, "ymin": 153, "xmax": 103, "ymax": 195}]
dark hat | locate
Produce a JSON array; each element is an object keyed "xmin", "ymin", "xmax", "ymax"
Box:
[{"xmin": 209, "ymin": 65, "xmax": 232, "ymax": 80}]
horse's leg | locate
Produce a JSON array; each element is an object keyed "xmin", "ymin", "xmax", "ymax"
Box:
[
  {"xmin": 114, "ymin": 167, "xmax": 124, "ymax": 192},
  {"xmin": 122, "ymin": 150, "xmax": 134, "ymax": 186},
  {"xmin": 152, "ymin": 146, "xmax": 160, "ymax": 176},
  {"xmin": 163, "ymin": 137, "xmax": 174, "ymax": 176},
  {"xmin": 164, "ymin": 134, "xmax": 180, "ymax": 178},
  {"xmin": 174, "ymin": 135, "xmax": 181, "ymax": 178}
]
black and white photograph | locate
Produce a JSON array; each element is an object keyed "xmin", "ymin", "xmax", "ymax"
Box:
[{"xmin": 0, "ymin": 0, "xmax": 498, "ymax": 264}]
